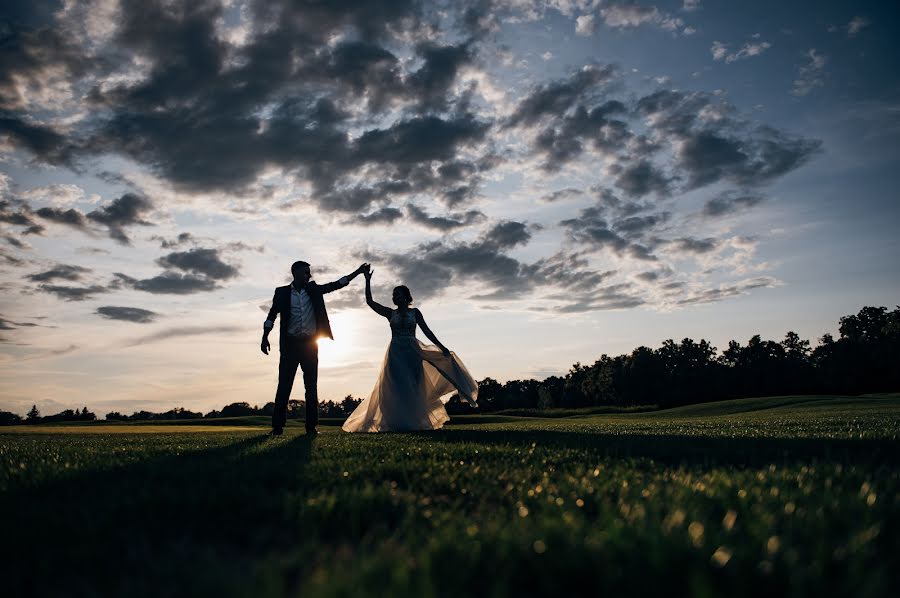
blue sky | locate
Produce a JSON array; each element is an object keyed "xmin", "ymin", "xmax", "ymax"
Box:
[{"xmin": 1, "ymin": 0, "xmax": 898, "ymax": 416}]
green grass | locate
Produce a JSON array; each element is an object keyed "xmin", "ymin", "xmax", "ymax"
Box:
[{"xmin": 1, "ymin": 395, "xmax": 898, "ymax": 597}]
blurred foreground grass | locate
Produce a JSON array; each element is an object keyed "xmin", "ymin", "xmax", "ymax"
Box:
[{"xmin": 1, "ymin": 395, "xmax": 898, "ymax": 597}]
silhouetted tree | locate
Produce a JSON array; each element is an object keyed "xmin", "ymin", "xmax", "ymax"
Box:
[
  {"xmin": 340, "ymin": 395, "xmax": 362, "ymax": 415},
  {"xmin": 26, "ymin": 405, "xmax": 40, "ymax": 423},
  {"xmin": 105, "ymin": 411, "xmax": 128, "ymax": 421},
  {"xmin": 221, "ymin": 402, "xmax": 256, "ymax": 417},
  {"xmin": 0, "ymin": 410, "xmax": 22, "ymax": 425},
  {"xmin": 287, "ymin": 400, "xmax": 304, "ymax": 419}
]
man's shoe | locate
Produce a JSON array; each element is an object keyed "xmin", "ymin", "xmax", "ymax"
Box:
[
  {"xmin": 270, "ymin": 428, "xmax": 283, "ymax": 436},
  {"xmin": 306, "ymin": 428, "xmax": 318, "ymax": 436}
]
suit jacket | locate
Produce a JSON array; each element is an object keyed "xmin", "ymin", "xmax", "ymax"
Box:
[{"xmin": 266, "ymin": 279, "xmax": 347, "ymax": 348}]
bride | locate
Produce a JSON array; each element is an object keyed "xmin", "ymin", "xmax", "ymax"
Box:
[{"xmin": 342, "ymin": 267, "xmax": 478, "ymax": 433}]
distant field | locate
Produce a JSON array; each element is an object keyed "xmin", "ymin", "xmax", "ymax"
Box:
[{"xmin": 1, "ymin": 395, "xmax": 898, "ymax": 597}]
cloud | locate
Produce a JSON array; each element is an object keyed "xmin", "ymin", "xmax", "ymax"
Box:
[
  {"xmin": 95, "ymin": 306, "xmax": 159, "ymax": 323},
  {"xmin": 34, "ymin": 206, "xmax": 89, "ymax": 230},
  {"xmin": 540, "ymin": 188, "xmax": 583, "ymax": 202},
  {"xmin": 609, "ymin": 159, "xmax": 672, "ymax": 197},
  {"xmin": 792, "ymin": 49, "xmax": 827, "ymax": 96},
  {"xmin": 676, "ymin": 276, "xmax": 779, "ymax": 305},
  {"xmin": 703, "ymin": 192, "xmax": 765, "ymax": 217},
  {"xmin": 711, "ymin": 39, "xmax": 772, "ymax": 63},
  {"xmin": 0, "ymin": 115, "xmax": 77, "ymax": 166},
  {"xmin": 506, "ymin": 64, "xmax": 620, "ymax": 128},
  {"xmin": 0, "ymin": 198, "xmax": 44, "ymax": 235},
  {"xmin": 30, "ymin": 193, "xmax": 155, "ymax": 244},
  {"xmin": 124, "ymin": 325, "xmax": 244, "ymax": 347},
  {"xmin": 85, "ymin": 193, "xmax": 154, "ymax": 245},
  {"xmin": 406, "ymin": 204, "xmax": 486, "ymax": 231},
  {"xmin": 601, "ymin": 4, "xmax": 660, "ymax": 28},
  {"xmin": 354, "ymin": 207, "xmax": 404, "ymax": 226},
  {"xmin": 111, "ymin": 272, "xmax": 219, "ymax": 295},
  {"xmin": 670, "ymin": 237, "xmax": 719, "ymax": 254},
  {"xmin": 635, "ymin": 89, "xmax": 822, "ymax": 188},
  {"xmin": 847, "ymin": 16, "xmax": 870, "ymax": 38},
  {"xmin": 151, "ymin": 232, "xmax": 195, "ymax": 248},
  {"xmin": 39, "ymin": 284, "xmax": 109, "ymax": 301},
  {"xmin": 155, "ymin": 248, "xmax": 239, "ymax": 280},
  {"xmin": 575, "ymin": 15, "xmax": 595, "ymax": 36},
  {"xmin": 560, "ymin": 204, "xmax": 659, "ymax": 261},
  {"xmin": 26, "ymin": 264, "xmax": 92, "ymax": 282}
]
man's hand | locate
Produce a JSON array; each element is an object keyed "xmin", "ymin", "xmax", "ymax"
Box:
[
  {"xmin": 364, "ymin": 267, "xmax": 374, "ymax": 281},
  {"xmin": 357, "ymin": 262, "xmax": 371, "ymax": 276},
  {"xmin": 261, "ymin": 336, "xmax": 270, "ymax": 355}
]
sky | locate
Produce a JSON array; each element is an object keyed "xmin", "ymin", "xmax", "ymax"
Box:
[{"xmin": 1, "ymin": 0, "xmax": 898, "ymax": 417}]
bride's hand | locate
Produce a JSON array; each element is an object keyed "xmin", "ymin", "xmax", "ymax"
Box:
[{"xmin": 364, "ymin": 268, "xmax": 373, "ymax": 280}]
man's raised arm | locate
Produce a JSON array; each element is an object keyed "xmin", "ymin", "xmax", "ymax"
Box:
[{"xmin": 319, "ymin": 263, "xmax": 370, "ymax": 294}]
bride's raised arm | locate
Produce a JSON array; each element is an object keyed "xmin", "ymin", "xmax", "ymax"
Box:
[
  {"xmin": 364, "ymin": 269, "xmax": 393, "ymax": 318},
  {"xmin": 414, "ymin": 309, "xmax": 450, "ymax": 356}
]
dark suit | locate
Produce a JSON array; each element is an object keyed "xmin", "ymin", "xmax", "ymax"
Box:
[{"xmin": 266, "ymin": 279, "xmax": 346, "ymax": 431}]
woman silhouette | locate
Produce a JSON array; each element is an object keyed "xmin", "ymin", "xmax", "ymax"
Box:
[{"xmin": 342, "ymin": 267, "xmax": 478, "ymax": 432}]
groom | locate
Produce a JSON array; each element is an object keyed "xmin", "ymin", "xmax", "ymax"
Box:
[{"xmin": 261, "ymin": 260, "xmax": 369, "ymax": 436}]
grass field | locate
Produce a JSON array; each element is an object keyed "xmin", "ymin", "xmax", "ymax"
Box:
[{"xmin": 1, "ymin": 395, "xmax": 898, "ymax": 597}]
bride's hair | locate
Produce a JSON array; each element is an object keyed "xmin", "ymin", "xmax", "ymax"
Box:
[{"xmin": 393, "ymin": 285, "xmax": 413, "ymax": 304}]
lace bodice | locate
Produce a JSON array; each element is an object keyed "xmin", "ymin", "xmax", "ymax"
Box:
[{"xmin": 389, "ymin": 309, "xmax": 417, "ymax": 337}]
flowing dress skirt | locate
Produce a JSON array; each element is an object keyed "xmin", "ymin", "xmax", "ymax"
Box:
[{"xmin": 342, "ymin": 336, "xmax": 478, "ymax": 433}]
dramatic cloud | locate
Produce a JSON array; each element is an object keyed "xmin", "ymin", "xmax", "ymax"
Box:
[
  {"xmin": 33, "ymin": 206, "xmax": 88, "ymax": 230},
  {"xmin": 85, "ymin": 193, "xmax": 155, "ymax": 245},
  {"xmin": 111, "ymin": 272, "xmax": 219, "ymax": 295},
  {"xmin": 561, "ymin": 205, "xmax": 658, "ymax": 261},
  {"xmin": 703, "ymin": 193, "xmax": 766, "ymax": 217},
  {"xmin": 609, "ymin": 159, "xmax": 672, "ymax": 197},
  {"xmin": 95, "ymin": 306, "xmax": 159, "ymax": 323},
  {"xmin": 39, "ymin": 284, "xmax": 109, "ymax": 302},
  {"xmin": 26, "ymin": 264, "xmax": 92, "ymax": 282},
  {"xmin": 155, "ymin": 248, "xmax": 239, "ymax": 281},
  {"xmin": 28, "ymin": 193, "xmax": 154, "ymax": 244},
  {"xmin": 354, "ymin": 207, "xmax": 404, "ymax": 227},
  {"xmin": 671, "ymin": 237, "xmax": 719, "ymax": 254},
  {"xmin": 540, "ymin": 188, "xmax": 583, "ymax": 203},
  {"xmin": 0, "ymin": 198, "xmax": 44, "ymax": 235},
  {"xmin": 406, "ymin": 204, "xmax": 486, "ymax": 231}
]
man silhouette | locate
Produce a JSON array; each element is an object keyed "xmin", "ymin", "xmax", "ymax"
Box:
[{"xmin": 262, "ymin": 260, "xmax": 369, "ymax": 436}]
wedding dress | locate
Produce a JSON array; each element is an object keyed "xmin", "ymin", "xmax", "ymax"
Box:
[{"xmin": 342, "ymin": 308, "xmax": 478, "ymax": 432}]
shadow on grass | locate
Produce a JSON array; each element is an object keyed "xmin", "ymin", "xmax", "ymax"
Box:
[
  {"xmin": 0, "ymin": 432, "xmax": 318, "ymax": 597},
  {"xmin": 411, "ymin": 428, "xmax": 900, "ymax": 466}
]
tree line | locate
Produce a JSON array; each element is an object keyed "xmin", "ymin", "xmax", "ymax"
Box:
[
  {"xmin": 0, "ymin": 397, "xmax": 364, "ymax": 425},
  {"xmin": 445, "ymin": 304, "xmax": 900, "ymax": 414},
  {"xmin": 1, "ymin": 305, "xmax": 897, "ymax": 425}
]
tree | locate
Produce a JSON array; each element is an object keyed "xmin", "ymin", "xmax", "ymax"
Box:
[
  {"xmin": 221, "ymin": 402, "xmax": 256, "ymax": 417},
  {"xmin": 0, "ymin": 410, "xmax": 22, "ymax": 425},
  {"xmin": 287, "ymin": 400, "xmax": 304, "ymax": 419},
  {"xmin": 26, "ymin": 405, "xmax": 40, "ymax": 423},
  {"xmin": 105, "ymin": 411, "xmax": 128, "ymax": 421},
  {"xmin": 340, "ymin": 395, "xmax": 362, "ymax": 416}
]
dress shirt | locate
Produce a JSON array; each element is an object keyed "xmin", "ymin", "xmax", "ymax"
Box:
[{"xmin": 263, "ymin": 277, "xmax": 348, "ymax": 336}]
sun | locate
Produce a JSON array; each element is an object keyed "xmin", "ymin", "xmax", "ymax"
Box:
[{"xmin": 315, "ymin": 311, "xmax": 359, "ymax": 363}]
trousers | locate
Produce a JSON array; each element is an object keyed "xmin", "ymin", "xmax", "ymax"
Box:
[{"xmin": 273, "ymin": 335, "xmax": 319, "ymax": 431}]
